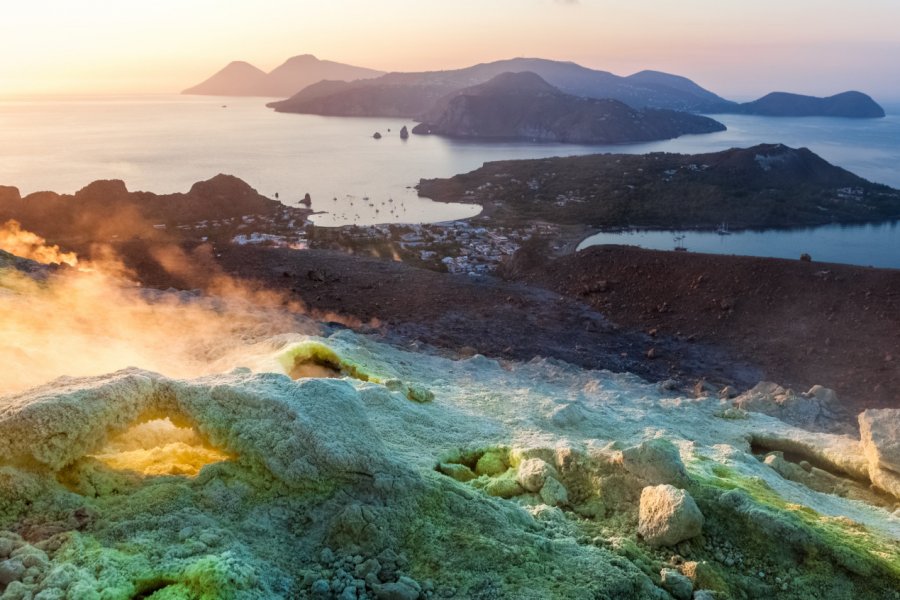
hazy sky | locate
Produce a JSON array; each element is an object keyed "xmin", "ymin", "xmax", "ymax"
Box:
[{"xmin": 2, "ymin": 0, "xmax": 899, "ymax": 100}]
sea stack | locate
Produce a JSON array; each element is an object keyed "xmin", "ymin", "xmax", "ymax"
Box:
[{"xmin": 400, "ymin": 126, "xmax": 409, "ymax": 139}]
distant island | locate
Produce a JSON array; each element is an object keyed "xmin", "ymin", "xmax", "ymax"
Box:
[
  {"xmin": 182, "ymin": 54, "xmax": 384, "ymax": 97},
  {"xmin": 267, "ymin": 57, "xmax": 736, "ymax": 117},
  {"xmin": 411, "ymin": 72, "xmax": 726, "ymax": 143},
  {"xmin": 720, "ymin": 91, "xmax": 886, "ymax": 118},
  {"xmin": 265, "ymin": 56, "xmax": 885, "ymax": 121},
  {"xmin": 417, "ymin": 144, "xmax": 900, "ymax": 230}
]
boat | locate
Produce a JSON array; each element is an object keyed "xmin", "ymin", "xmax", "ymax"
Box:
[{"xmin": 716, "ymin": 222, "xmax": 732, "ymax": 235}]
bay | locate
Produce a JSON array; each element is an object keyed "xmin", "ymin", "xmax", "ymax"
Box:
[
  {"xmin": 1, "ymin": 94, "xmax": 899, "ymax": 243},
  {"xmin": 578, "ymin": 221, "xmax": 900, "ymax": 269}
]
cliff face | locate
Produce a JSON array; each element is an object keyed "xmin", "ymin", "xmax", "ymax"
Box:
[
  {"xmin": 410, "ymin": 72, "xmax": 726, "ymax": 144},
  {"xmin": 736, "ymin": 91, "xmax": 886, "ymax": 118}
]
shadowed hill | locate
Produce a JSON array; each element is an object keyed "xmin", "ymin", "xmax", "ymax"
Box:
[
  {"xmin": 0, "ymin": 175, "xmax": 303, "ymax": 241},
  {"xmin": 267, "ymin": 57, "xmax": 736, "ymax": 117},
  {"xmin": 411, "ymin": 72, "xmax": 726, "ymax": 144}
]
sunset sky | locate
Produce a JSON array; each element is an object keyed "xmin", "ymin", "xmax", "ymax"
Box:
[{"xmin": 2, "ymin": 0, "xmax": 899, "ymax": 100}]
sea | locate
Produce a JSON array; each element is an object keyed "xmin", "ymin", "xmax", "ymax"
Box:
[{"xmin": 0, "ymin": 94, "xmax": 898, "ymax": 266}]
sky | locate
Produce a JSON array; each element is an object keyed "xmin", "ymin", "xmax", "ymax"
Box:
[{"xmin": 2, "ymin": 0, "xmax": 899, "ymax": 101}]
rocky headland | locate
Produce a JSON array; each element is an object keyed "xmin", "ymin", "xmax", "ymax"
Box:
[{"xmin": 416, "ymin": 144, "xmax": 900, "ymax": 230}]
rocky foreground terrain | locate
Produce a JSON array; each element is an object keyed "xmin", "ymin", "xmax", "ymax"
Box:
[
  {"xmin": 1, "ymin": 170, "xmax": 899, "ymax": 598},
  {"xmin": 0, "ymin": 273, "xmax": 898, "ymax": 598}
]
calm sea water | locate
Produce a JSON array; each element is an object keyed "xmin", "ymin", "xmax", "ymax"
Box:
[
  {"xmin": 578, "ymin": 222, "xmax": 900, "ymax": 269},
  {"xmin": 1, "ymin": 94, "xmax": 899, "ymax": 263}
]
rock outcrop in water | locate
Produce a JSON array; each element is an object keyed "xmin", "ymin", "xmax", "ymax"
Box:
[
  {"xmin": 0, "ymin": 326, "xmax": 898, "ymax": 598},
  {"xmin": 410, "ymin": 72, "xmax": 726, "ymax": 144}
]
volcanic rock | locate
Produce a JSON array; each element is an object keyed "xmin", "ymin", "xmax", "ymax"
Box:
[
  {"xmin": 733, "ymin": 382, "xmax": 844, "ymax": 431},
  {"xmin": 859, "ymin": 409, "xmax": 900, "ymax": 498},
  {"xmin": 622, "ymin": 439, "xmax": 688, "ymax": 486},
  {"xmin": 638, "ymin": 485, "xmax": 704, "ymax": 547},
  {"xmin": 660, "ymin": 568, "xmax": 693, "ymax": 600},
  {"xmin": 859, "ymin": 409, "xmax": 900, "ymax": 474},
  {"xmin": 516, "ymin": 457, "xmax": 557, "ymax": 492}
]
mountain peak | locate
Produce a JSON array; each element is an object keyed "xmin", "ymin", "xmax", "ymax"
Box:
[
  {"xmin": 283, "ymin": 54, "xmax": 320, "ymax": 64},
  {"xmin": 473, "ymin": 71, "xmax": 560, "ymax": 95},
  {"xmin": 183, "ymin": 54, "xmax": 384, "ymax": 98}
]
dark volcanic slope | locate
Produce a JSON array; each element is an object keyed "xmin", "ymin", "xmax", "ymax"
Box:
[
  {"xmin": 183, "ymin": 54, "xmax": 384, "ymax": 97},
  {"xmin": 417, "ymin": 144, "xmax": 900, "ymax": 229},
  {"xmin": 410, "ymin": 72, "xmax": 725, "ymax": 144},
  {"xmin": 725, "ymin": 91, "xmax": 886, "ymax": 119},
  {"xmin": 267, "ymin": 57, "xmax": 736, "ymax": 117},
  {"xmin": 204, "ymin": 245, "xmax": 760, "ymax": 390},
  {"xmin": 513, "ymin": 245, "xmax": 900, "ymax": 413},
  {"xmin": 0, "ymin": 175, "xmax": 298, "ymax": 240}
]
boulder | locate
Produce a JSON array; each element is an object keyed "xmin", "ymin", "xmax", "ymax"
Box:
[
  {"xmin": 660, "ymin": 567, "xmax": 693, "ymax": 600},
  {"xmin": 373, "ymin": 577, "xmax": 420, "ymax": 600},
  {"xmin": 859, "ymin": 409, "xmax": 900, "ymax": 500},
  {"xmin": 622, "ymin": 439, "xmax": 688, "ymax": 486},
  {"xmin": 516, "ymin": 458, "xmax": 557, "ymax": 492},
  {"xmin": 733, "ymin": 382, "xmax": 843, "ymax": 430},
  {"xmin": 437, "ymin": 462, "xmax": 476, "ymax": 482},
  {"xmin": 475, "ymin": 450, "xmax": 507, "ymax": 476},
  {"xmin": 680, "ymin": 561, "xmax": 727, "ymax": 593},
  {"xmin": 859, "ymin": 409, "xmax": 900, "ymax": 474},
  {"xmin": 399, "ymin": 126, "xmax": 409, "ymax": 139},
  {"xmin": 638, "ymin": 485, "xmax": 704, "ymax": 547},
  {"xmin": 539, "ymin": 477, "xmax": 569, "ymax": 507}
]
